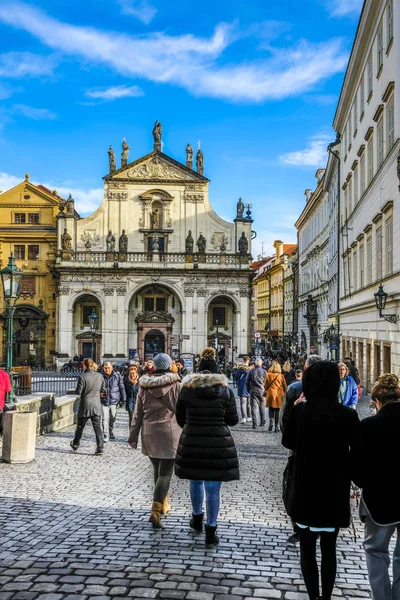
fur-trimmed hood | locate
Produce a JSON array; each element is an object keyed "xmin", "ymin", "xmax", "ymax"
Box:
[
  {"xmin": 181, "ymin": 372, "xmax": 229, "ymax": 389},
  {"xmin": 139, "ymin": 372, "xmax": 180, "ymax": 389},
  {"xmin": 236, "ymin": 364, "xmax": 253, "ymax": 371}
]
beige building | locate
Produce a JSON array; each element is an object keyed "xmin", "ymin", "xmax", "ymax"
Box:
[{"xmin": 54, "ymin": 126, "xmax": 254, "ymax": 366}]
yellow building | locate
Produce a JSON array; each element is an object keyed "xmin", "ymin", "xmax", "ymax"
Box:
[{"xmin": 0, "ymin": 175, "xmax": 61, "ymax": 367}]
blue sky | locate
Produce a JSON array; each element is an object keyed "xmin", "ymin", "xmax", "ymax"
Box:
[{"xmin": 0, "ymin": 0, "xmax": 362, "ymax": 257}]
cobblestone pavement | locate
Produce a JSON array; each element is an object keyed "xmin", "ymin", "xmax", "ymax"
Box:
[{"xmin": 0, "ymin": 396, "xmax": 374, "ymax": 600}]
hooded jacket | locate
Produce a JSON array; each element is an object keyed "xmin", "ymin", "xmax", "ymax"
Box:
[
  {"xmin": 175, "ymin": 372, "xmax": 239, "ymax": 482},
  {"xmin": 128, "ymin": 371, "xmax": 181, "ymax": 459}
]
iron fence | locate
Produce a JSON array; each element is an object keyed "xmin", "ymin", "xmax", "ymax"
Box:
[{"xmin": 14, "ymin": 368, "xmax": 83, "ymax": 397}]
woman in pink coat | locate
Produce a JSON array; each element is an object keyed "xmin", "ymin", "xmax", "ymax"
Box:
[{"xmin": 128, "ymin": 353, "xmax": 181, "ymax": 529}]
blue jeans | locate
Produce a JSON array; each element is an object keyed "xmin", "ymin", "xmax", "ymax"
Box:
[{"xmin": 190, "ymin": 480, "xmax": 222, "ymax": 527}]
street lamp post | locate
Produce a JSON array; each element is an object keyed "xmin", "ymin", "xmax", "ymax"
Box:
[
  {"xmin": 88, "ymin": 308, "xmax": 98, "ymax": 362},
  {"xmin": 0, "ymin": 253, "xmax": 23, "ymax": 402},
  {"xmin": 374, "ymin": 285, "xmax": 398, "ymax": 323},
  {"xmin": 215, "ymin": 319, "xmax": 219, "ymax": 355}
]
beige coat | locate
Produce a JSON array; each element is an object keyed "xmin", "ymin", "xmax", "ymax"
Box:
[
  {"xmin": 264, "ymin": 373, "xmax": 287, "ymax": 408},
  {"xmin": 128, "ymin": 372, "xmax": 181, "ymax": 459}
]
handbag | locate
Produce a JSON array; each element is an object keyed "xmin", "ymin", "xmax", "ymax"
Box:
[{"xmin": 282, "ymin": 454, "xmax": 295, "ymax": 513}]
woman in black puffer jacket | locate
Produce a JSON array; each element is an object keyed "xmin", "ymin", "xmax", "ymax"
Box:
[{"xmin": 175, "ymin": 347, "xmax": 239, "ymax": 548}]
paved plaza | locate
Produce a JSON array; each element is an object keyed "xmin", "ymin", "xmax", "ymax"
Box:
[{"xmin": 0, "ymin": 397, "xmax": 373, "ymax": 600}]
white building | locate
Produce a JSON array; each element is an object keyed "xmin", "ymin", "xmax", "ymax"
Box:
[
  {"xmin": 333, "ymin": 0, "xmax": 399, "ymax": 388},
  {"xmin": 54, "ymin": 126, "xmax": 253, "ymax": 367},
  {"xmin": 295, "ymin": 170, "xmax": 331, "ymax": 357}
]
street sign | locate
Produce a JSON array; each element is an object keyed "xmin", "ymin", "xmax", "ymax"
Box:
[
  {"xmin": 254, "ymin": 330, "xmax": 261, "ymax": 340},
  {"xmin": 181, "ymin": 335, "xmax": 190, "ymax": 340}
]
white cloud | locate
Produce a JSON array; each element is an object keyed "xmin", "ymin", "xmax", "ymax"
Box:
[
  {"xmin": 117, "ymin": 0, "xmax": 157, "ymax": 24},
  {"xmin": 0, "ymin": 171, "xmax": 103, "ymax": 214},
  {"xmin": 85, "ymin": 84, "xmax": 144, "ymax": 101},
  {"xmin": 0, "ymin": 3, "xmax": 348, "ymax": 103},
  {"xmin": 0, "ymin": 85, "xmax": 15, "ymax": 99},
  {"xmin": 13, "ymin": 104, "xmax": 56, "ymax": 120},
  {"xmin": 0, "ymin": 51, "xmax": 56, "ymax": 78},
  {"xmin": 327, "ymin": 0, "xmax": 363, "ymax": 17},
  {"xmin": 279, "ymin": 134, "xmax": 331, "ymax": 167}
]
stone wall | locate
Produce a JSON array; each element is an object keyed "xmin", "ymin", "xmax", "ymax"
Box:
[{"xmin": 5, "ymin": 394, "xmax": 79, "ymax": 436}]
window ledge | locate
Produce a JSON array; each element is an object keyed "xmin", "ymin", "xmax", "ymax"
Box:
[
  {"xmin": 376, "ymin": 65, "xmax": 383, "ymax": 80},
  {"xmin": 367, "ymin": 91, "xmax": 373, "ymax": 104},
  {"xmin": 386, "ymin": 38, "xmax": 393, "ymax": 56}
]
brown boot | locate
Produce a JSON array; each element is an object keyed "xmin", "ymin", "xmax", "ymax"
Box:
[
  {"xmin": 161, "ymin": 495, "xmax": 171, "ymax": 516},
  {"xmin": 149, "ymin": 501, "xmax": 163, "ymax": 529}
]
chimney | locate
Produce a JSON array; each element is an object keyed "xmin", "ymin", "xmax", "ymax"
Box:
[{"xmin": 273, "ymin": 240, "xmax": 284, "ymax": 258}]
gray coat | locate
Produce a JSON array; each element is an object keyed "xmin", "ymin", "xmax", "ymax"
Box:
[
  {"xmin": 128, "ymin": 372, "xmax": 181, "ymax": 459},
  {"xmin": 246, "ymin": 365, "xmax": 267, "ymax": 395},
  {"xmin": 75, "ymin": 369, "xmax": 106, "ymax": 417}
]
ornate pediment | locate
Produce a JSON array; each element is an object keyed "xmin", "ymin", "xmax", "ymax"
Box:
[
  {"xmin": 105, "ymin": 151, "xmax": 209, "ymax": 184},
  {"xmin": 135, "ymin": 310, "xmax": 175, "ymax": 324}
]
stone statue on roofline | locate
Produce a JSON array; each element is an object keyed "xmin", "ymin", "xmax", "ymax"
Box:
[
  {"xmin": 119, "ymin": 229, "xmax": 128, "ymax": 252},
  {"xmin": 238, "ymin": 232, "xmax": 248, "ymax": 255},
  {"xmin": 106, "ymin": 230, "xmax": 116, "ymax": 251},
  {"xmin": 108, "ymin": 146, "xmax": 116, "ymax": 172}
]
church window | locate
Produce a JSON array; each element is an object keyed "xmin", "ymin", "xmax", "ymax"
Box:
[
  {"xmin": 143, "ymin": 295, "xmax": 167, "ymax": 312},
  {"xmin": 82, "ymin": 304, "xmax": 97, "ymax": 326},
  {"xmin": 213, "ymin": 306, "xmax": 226, "ymax": 326}
]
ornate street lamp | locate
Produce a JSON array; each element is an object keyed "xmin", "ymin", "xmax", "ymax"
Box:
[
  {"xmin": 89, "ymin": 308, "xmax": 98, "ymax": 361},
  {"xmin": 374, "ymin": 284, "xmax": 398, "ymax": 323},
  {"xmin": 0, "ymin": 253, "xmax": 23, "ymax": 402}
]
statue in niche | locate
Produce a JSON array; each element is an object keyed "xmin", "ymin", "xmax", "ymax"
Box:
[
  {"xmin": 106, "ymin": 230, "xmax": 116, "ymax": 251},
  {"xmin": 108, "ymin": 146, "xmax": 116, "ymax": 172},
  {"xmin": 151, "ymin": 208, "xmax": 160, "ymax": 229},
  {"xmin": 196, "ymin": 148, "xmax": 204, "ymax": 174},
  {"xmin": 185, "ymin": 230, "xmax": 194, "ymax": 254},
  {"xmin": 152, "ymin": 120, "xmax": 162, "ymax": 143},
  {"xmin": 61, "ymin": 228, "xmax": 72, "ymax": 251},
  {"xmin": 119, "ymin": 229, "xmax": 128, "ymax": 252},
  {"xmin": 186, "ymin": 143, "xmax": 193, "ymax": 165},
  {"xmin": 197, "ymin": 232, "xmax": 206, "ymax": 253},
  {"xmin": 236, "ymin": 197, "xmax": 244, "ymax": 218},
  {"xmin": 121, "ymin": 138, "xmax": 129, "ymax": 165},
  {"xmin": 238, "ymin": 232, "xmax": 248, "ymax": 255},
  {"xmin": 152, "ymin": 237, "xmax": 160, "ymax": 252}
]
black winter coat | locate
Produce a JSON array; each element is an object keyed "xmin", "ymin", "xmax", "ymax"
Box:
[
  {"xmin": 282, "ymin": 401, "xmax": 360, "ymax": 528},
  {"xmin": 353, "ymin": 401, "xmax": 400, "ymax": 525},
  {"xmin": 175, "ymin": 373, "xmax": 239, "ymax": 482}
]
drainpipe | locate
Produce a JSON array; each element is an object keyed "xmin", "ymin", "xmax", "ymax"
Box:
[{"xmin": 327, "ymin": 132, "xmax": 341, "ymax": 361}]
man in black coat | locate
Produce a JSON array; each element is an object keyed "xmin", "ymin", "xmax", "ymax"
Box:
[
  {"xmin": 353, "ymin": 374, "xmax": 400, "ymax": 600},
  {"xmin": 70, "ymin": 357, "xmax": 106, "ymax": 455}
]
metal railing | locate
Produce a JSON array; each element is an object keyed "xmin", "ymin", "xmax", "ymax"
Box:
[{"xmin": 14, "ymin": 368, "xmax": 82, "ymax": 397}]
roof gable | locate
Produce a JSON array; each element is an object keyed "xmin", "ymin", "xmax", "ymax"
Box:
[
  {"xmin": 0, "ymin": 180, "xmax": 60, "ymax": 206},
  {"xmin": 104, "ymin": 150, "xmax": 209, "ymax": 184}
]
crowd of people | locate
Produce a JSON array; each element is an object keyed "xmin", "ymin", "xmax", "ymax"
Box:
[{"xmin": 67, "ymin": 349, "xmax": 399, "ymax": 599}]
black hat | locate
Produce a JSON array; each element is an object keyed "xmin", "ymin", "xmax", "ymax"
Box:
[{"xmin": 199, "ymin": 347, "xmax": 218, "ymax": 373}]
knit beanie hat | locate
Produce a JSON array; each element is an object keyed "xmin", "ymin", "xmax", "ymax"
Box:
[
  {"xmin": 199, "ymin": 347, "xmax": 218, "ymax": 373},
  {"xmin": 153, "ymin": 353, "xmax": 172, "ymax": 372}
]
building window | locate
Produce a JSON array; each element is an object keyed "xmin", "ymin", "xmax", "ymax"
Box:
[
  {"xmin": 348, "ymin": 113, "xmax": 352, "ymax": 146},
  {"xmin": 386, "ymin": 218, "xmax": 393, "ymax": 275},
  {"xmin": 354, "ymin": 167, "xmax": 359, "ymax": 206},
  {"xmin": 387, "ymin": 0, "xmax": 393, "ymax": 47},
  {"xmin": 156, "ymin": 297, "xmax": 166, "ymax": 312},
  {"xmin": 82, "ymin": 305, "xmax": 97, "ymax": 326},
  {"xmin": 212, "ymin": 306, "xmax": 226, "ymax": 326},
  {"xmin": 14, "ymin": 245, "xmax": 25, "ymax": 260},
  {"xmin": 387, "ymin": 99, "xmax": 394, "ymax": 151},
  {"xmin": 353, "ymin": 100, "xmax": 358, "ymax": 133},
  {"xmin": 28, "ymin": 245, "xmax": 40, "ymax": 260},
  {"xmin": 360, "ymin": 241, "xmax": 365, "ymax": 288},
  {"xmin": 14, "ymin": 213, "xmax": 26, "ymax": 224},
  {"xmin": 377, "ymin": 119, "xmax": 384, "ymax": 167},
  {"xmin": 360, "ymin": 154, "xmax": 366, "ymax": 194},
  {"xmin": 28, "ymin": 213, "xmax": 40, "ymax": 224},
  {"xmin": 344, "ymin": 188, "xmax": 348, "ymax": 218},
  {"xmin": 368, "ymin": 137, "xmax": 374, "ymax": 184},
  {"xmin": 20, "ymin": 276, "xmax": 36, "ymax": 295},
  {"xmin": 377, "ymin": 22, "xmax": 383, "ymax": 72},
  {"xmin": 367, "ymin": 235, "xmax": 372, "ymax": 284},
  {"xmin": 360, "ymin": 75, "xmax": 365, "ymax": 117},
  {"xmin": 376, "ymin": 228, "xmax": 382, "ymax": 280},
  {"xmin": 353, "ymin": 250, "xmax": 358, "ymax": 290},
  {"xmin": 348, "ymin": 179, "xmax": 353, "ymax": 214},
  {"xmin": 367, "ymin": 52, "xmax": 373, "ymax": 98}
]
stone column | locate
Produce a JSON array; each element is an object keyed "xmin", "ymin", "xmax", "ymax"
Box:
[
  {"xmin": 181, "ymin": 289, "xmax": 193, "ymax": 354},
  {"xmin": 116, "ymin": 286, "xmax": 127, "ymax": 357},
  {"xmin": 196, "ymin": 290, "xmax": 208, "ymax": 355},
  {"xmin": 102, "ymin": 288, "xmax": 114, "ymax": 358},
  {"xmin": 56, "ymin": 291, "xmax": 73, "ymax": 363}
]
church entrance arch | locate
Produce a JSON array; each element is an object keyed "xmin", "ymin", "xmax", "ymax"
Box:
[{"xmin": 144, "ymin": 329, "xmax": 165, "ymax": 357}]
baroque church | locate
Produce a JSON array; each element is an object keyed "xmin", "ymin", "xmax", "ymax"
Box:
[{"xmin": 54, "ymin": 123, "xmax": 254, "ymax": 366}]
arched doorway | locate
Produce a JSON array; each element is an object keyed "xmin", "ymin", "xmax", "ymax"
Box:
[
  {"xmin": 144, "ymin": 329, "xmax": 165, "ymax": 356},
  {"xmin": 72, "ymin": 294, "xmax": 102, "ymax": 363},
  {"xmin": 208, "ymin": 296, "xmax": 236, "ymax": 364},
  {"xmin": 1, "ymin": 305, "xmax": 48, "ymax": 367}
]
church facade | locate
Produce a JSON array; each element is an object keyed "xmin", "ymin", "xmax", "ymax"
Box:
[{"xmin": 54, "ymin": 124, "xmax": 254, "ymax": 366}]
